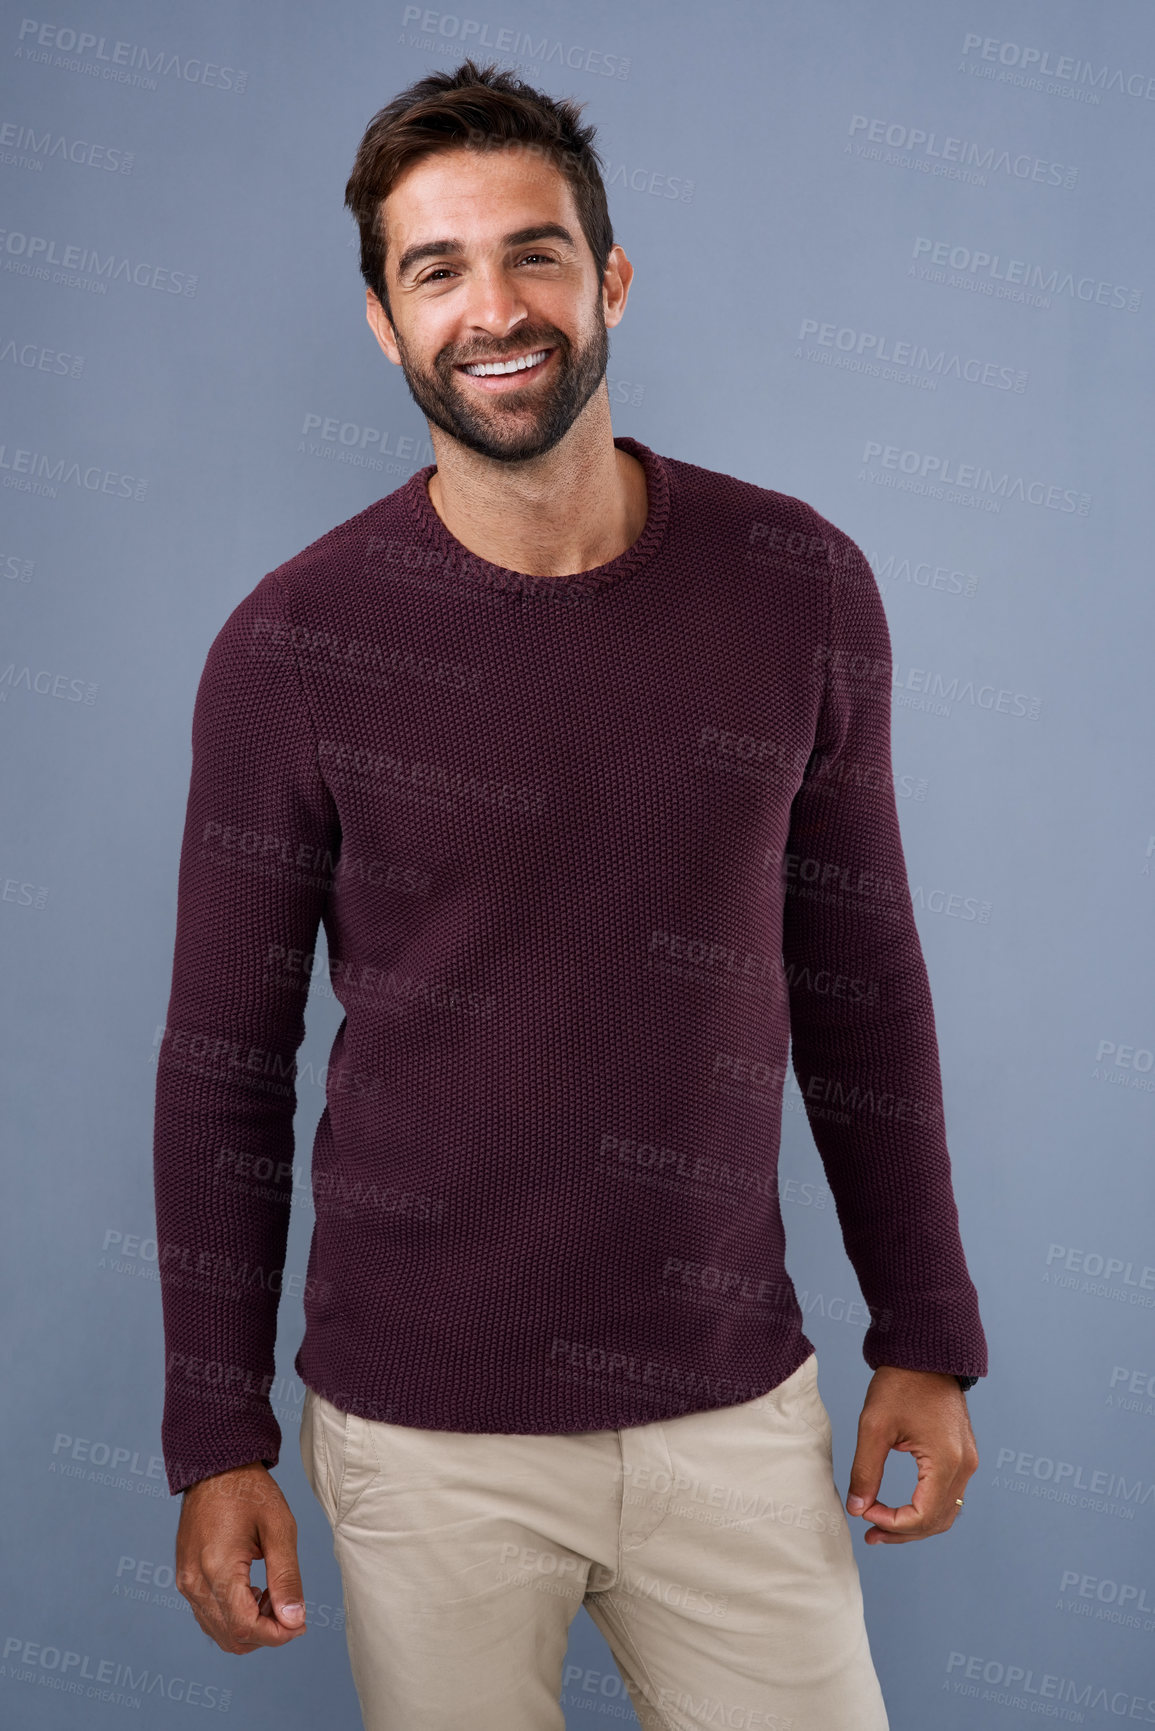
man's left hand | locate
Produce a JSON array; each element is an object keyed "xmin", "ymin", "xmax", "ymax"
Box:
[{"xmin": 844, "ymin": 1366, "xmax": 979, "ymax": 1544}]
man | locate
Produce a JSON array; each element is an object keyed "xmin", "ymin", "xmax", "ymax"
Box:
[{"xmin": 155, "ymin": 58, "xmax": 986, "ymax": 1731}]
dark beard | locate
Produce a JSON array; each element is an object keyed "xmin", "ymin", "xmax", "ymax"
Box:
[{"xmin": 391, "ymin": 299, "xmax": 609, "ymax": 464}]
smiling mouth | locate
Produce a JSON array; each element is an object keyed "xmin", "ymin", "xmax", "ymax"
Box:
[{"xmin": 454, "ymin": 347, "xmax": 554, "ymax": 388}]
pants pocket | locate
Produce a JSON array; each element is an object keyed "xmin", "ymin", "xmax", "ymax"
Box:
[
  {"xmin": 300, "ymin": 1386, "xmax": 341, "ymax": 1527},
  {"xmin": 795, "ymin": 1352, "xmax": 832, "ymax": 1438},
  {"xmin": 305, "ymin": 1390, "xmax": 383, "ymax": 1529},
  {"xmin": 752, "ymin": 1352, "xmax": 830, "ymax": 1438}
]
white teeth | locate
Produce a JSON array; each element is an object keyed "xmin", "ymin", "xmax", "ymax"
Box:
[{"xmin": 462, "ymin": 349, "xmax": 549, "ymax": 377}]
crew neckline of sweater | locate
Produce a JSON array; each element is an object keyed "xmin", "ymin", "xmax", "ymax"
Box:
[{"xmin": 399, "ymin": 434, "xmax": 672, "ymax": 597}]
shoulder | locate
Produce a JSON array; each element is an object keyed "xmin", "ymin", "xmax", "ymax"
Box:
[
  {"xmin": 263, "ymin": 478, "xmax": 420, "ymax": 613},
  {"xmin": 200, "ymin": 478, "xmax": 421, "ymax": 666},
  {"xmin": 656, "ymin": 446, "xmax": 859, "ymax": 576},
  {"xmin": 667, "ymin": 452, "xmax": 886, "ymax": 654}
]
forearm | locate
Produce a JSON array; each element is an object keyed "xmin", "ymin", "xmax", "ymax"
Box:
[{"xmin": 153, "ymin": 572, "xmax": 337, "ymax": 1493}]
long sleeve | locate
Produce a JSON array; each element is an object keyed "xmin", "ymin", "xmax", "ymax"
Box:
[
  {"xmin": 153, "ymin": 573, "xmax": 338, "ymax": 1494},
  {"xmin": 780, "ymin": 521, "xmax": 988, "ymax": 1383}
]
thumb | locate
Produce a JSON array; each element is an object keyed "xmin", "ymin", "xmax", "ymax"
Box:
[
  {"xmin": 265, "ymin": 1554, "xmax": 306, "ymax": 1627},
  {"xmin": 846, "ymin": 1437, "xmax": 888, "ymax": 1516}
]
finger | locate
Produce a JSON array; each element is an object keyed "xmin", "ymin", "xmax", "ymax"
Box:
[
  {"xmin": 187, "ymin": 1591, "xmax": 272, "ymax": 1656},
  {"xmin": 898, "ymin": 1448, "xmax": 970, "ymax": 1527},
  {"xmin": 254, "ymin": 1584, "xmax": 292, "ymax": 1625},
  {"xmin": 207, "ymin": 1561, "xmax": 303, "ymax": 1649},
  {"xmin": 854, "ymin": 1433, "xmax": 957, "ymax": 1533},
  {"xmin": 863, "ymin": 1470, "xmax": 969, "ymax": 1542},
  {"xmin": 856, "ymin": 1497, "xmax": 902, "ymax": 1525},
  {"xmin": 191, "ymin": 1609, "xmax": 264, "ymax": 1654}
]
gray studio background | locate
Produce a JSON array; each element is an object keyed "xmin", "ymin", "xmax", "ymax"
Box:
[{"xmin": 4, "ymin": 1, "xmax": 1154, "ymax": 1726}]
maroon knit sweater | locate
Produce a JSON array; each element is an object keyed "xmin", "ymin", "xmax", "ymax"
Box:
[{"xmin": 153, "ymin": 435, "xmax": 987, "ymax": 1496}]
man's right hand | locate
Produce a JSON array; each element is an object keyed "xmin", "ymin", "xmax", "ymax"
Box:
[{"xmin": 175, "ymin": 1460, "xmax": 307, "ymax": 1654}]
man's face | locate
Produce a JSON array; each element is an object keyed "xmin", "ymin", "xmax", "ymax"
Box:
[{"xmin": 367, "ymin": 144, "xmax": 626, "ymax": 463}]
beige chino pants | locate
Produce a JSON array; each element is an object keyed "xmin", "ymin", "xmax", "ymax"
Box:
[{"xmin": 299, "ymin": 1350, "xmax": 889, "ymax": 1730}]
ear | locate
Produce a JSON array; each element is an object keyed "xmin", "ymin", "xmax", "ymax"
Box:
[
  {"xmin": 602, "ymin": 244, "xmax": 634, "ymax": 331},
  {"xmin": 366, "ymin": 288, "xmax": 401, "ymax": 365}
]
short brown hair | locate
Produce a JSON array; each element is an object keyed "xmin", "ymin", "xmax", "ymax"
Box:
[{"xmin": 344, "ymin": 58, "xmax": 614, "ymax": 322}]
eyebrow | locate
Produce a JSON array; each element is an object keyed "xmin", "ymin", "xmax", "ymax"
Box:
[{"xmin": 395, "ymin": 224, "xmax": 578, "ymax": 282}]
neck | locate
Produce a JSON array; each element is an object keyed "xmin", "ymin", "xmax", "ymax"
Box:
[{"xmin": 425, "ymin": 397, "xmax": 648, "ymax": 577}]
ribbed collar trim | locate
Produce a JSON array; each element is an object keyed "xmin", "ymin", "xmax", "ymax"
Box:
[{"xmin": 398, "ymin": 434, "xmax": 671, "ymax": 600}]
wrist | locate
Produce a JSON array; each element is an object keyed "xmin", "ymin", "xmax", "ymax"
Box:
[{"xmin": 873, "ymin": 1364, "xmax": 979, "ymax": 1393}]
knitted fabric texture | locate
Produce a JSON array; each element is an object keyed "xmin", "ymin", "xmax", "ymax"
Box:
[{"xmin": 153, "ymin": 435, "xmax": 988, "ymax": 1496}]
